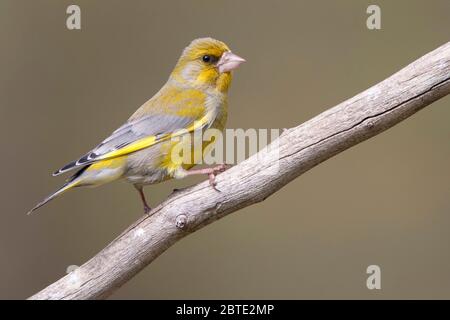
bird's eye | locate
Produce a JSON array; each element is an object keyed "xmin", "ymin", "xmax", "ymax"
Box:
[
  {"xmin": 202, "ymin": 55, "xmax": 211, "ymax": 63},
  {"xmin": 201, "ymin": 54, "xmax": 219, "ymax": 64}
]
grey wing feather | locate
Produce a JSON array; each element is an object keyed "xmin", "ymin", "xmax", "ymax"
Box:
[{"xmin": 53, "ymin": 114, "xmax": 196, "ymax": 176}]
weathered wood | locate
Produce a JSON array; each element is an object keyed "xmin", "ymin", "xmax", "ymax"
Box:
[{"xmin": 29, "ymin": 42, "xmax": 450, "ymax": 300}]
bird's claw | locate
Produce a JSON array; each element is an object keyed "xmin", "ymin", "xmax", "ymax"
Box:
[
  {"xmin": 143, "ymin": 205, "xmax": 152, "ymax": 216},
  {"xmin": 208, "ymin": 164, "xmax": 231, "ymax": 190}
]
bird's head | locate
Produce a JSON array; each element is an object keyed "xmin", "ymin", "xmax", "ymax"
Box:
[{"xmin": 171, "ymin": 38, "xmax": 245, "ymax": 93}]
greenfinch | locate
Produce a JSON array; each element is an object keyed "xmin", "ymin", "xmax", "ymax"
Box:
[{"xmin": 29, "ymin": 37, "xmax": 245, "ymax": 215}]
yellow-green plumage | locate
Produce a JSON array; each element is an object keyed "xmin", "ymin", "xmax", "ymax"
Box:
[{"xmin": 28, "ymin": 37, "xmax": 243, "ymax": 214}]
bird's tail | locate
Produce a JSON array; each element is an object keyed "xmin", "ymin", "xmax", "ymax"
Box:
[
  {"xmin": 28, "ymin": 158, "xmax": 125, "ymax": 215},
  {"xmin": 27, "ymin": 180, "xmax": 81, "ymax": 215}
]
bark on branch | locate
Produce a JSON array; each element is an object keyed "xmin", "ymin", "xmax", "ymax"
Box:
[{"xmin": 29, "ymin": 42, "xmax": 450, "ymax": 300}]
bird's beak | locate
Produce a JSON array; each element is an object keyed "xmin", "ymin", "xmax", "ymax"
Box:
[{"xmin": 217, "ymin": 51, "xmax": 246, "ymax": 73}]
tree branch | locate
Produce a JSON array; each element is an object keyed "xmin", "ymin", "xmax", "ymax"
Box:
[{"xmin": 29, "ymin": 42, "xmax": 450, "ymax": 300}]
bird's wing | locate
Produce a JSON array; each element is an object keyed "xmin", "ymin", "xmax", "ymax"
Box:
[{"xmin": 53, "ymin": 113, "xmax": 209, "ymax": 176}]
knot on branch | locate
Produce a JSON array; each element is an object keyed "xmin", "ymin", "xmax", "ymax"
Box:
[
  {"xmin": 364, "ymin": 118, "xmax": 376, "ymax": 130},
  {"xmin": 175, "ymin": 214, "xmax": 187, "ymax": 229}
]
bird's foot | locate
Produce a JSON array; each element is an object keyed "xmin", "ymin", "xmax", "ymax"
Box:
[
  {"xmin": 184, "ymin": 164, "xmax": 231, "ymax": 190},
  {"xmin": 143, "ymin": 204, "xmax": 152, "ymax": 216},
  {"xmin": 207, "ymin": 164, "xmax": 230, "ymax": 189}
]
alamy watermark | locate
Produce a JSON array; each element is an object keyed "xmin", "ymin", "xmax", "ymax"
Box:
[
  {"xmin": 169, "ymin": 126, "xmax": 282, "ymax": 176},
  {"xmin": 366, "ymin": 5, "xmax": 381, "ymax": 30},
  {"xmin": 366, "ymin": 265, "xmax": 381, "ymax": 290},
  {"xmin": 66, "ymin": 4, "xmax": 81, "ymax": 30}
]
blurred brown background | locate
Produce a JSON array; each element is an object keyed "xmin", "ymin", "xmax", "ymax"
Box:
[{"xmin": 0, "ymin": 0, "xmax": 449, "ymax": 299}]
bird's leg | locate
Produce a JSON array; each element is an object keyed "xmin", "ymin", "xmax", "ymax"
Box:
[
  {"xmin": 134, "ymin": 185, "xmax": 151, "ymax": 215},
  {"xmin": 184, "ymin": 164, "xmax": 230, "ymax": 188}
]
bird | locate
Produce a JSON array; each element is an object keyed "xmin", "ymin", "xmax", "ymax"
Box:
[{"xmin": 28, "ymin": 37, "xmax": 245, "ymax": 215}]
